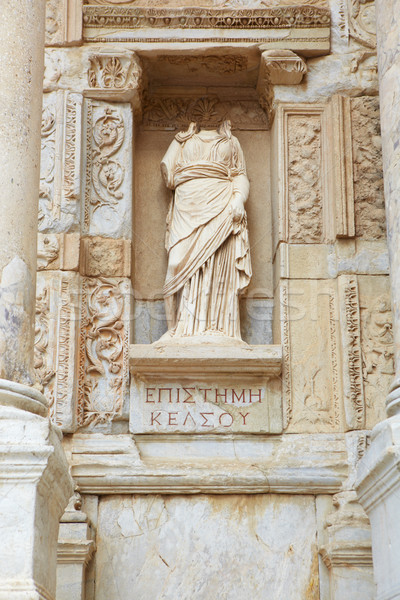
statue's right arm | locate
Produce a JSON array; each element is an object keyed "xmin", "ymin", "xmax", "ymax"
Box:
[{"xmin": 160, "ymin": 139, "xmax": 181, "ymax": 190}]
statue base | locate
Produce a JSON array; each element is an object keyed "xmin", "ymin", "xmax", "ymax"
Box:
[{"xmin": 129, "ymin": 341, "xmax": 282, "ymax": 434}]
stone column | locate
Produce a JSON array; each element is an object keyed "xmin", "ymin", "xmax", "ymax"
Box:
[
  {"xmin": 356, "ymin": 3, "xmax": 400, "ymax": 600},
  {"xmin": 0, "ymin": 2, "xmax": 74, "ymax": 599},
  {"xmin": 0, "ymin": 0, "xmax": 45, "ymax": 385}
]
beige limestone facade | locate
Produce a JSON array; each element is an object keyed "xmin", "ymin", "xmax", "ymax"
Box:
[{"xmin": 1, "ymin": 0, "xmax": 400, "ymax": 598}]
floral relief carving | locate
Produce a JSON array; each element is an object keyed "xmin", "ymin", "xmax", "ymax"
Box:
[
  {"xmin": 39, "ymin": 101, "xmax": 57, "ymax": 232},
  {"xmin": 142, "ymin": 95, "xmax": 268, "ymax": 130},
  {"xmin": 343, "ymin": 277, "xmax": 364, "ymax": 428},
  {"xmin": 83, "ymin": 5, "xmax": 331, "ymax": 30},
  {"xmin": 351, "ymin": 97, "xmax": 385, "ymax": 239},
  {"xmin": 85, "ymin": 106, "xmax": 125, "ymax": 231},
  {"xmin": 287, "ymin": 115, "xmax": 323, "ymax": 242},
  {"xmin": 88, "ymin": 53, "xmax": 142, "ymax": 91},
  {"xmin": 78, "ymin": 278, "xmax": 129, "ymax": 428},
  {"xmin": 35, "ymin": 285, "xmax": 56, "ymax": 418}
]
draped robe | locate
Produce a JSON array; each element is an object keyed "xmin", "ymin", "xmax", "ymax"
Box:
[{"xmin": 161, "ymin": 127, "xmax": 252, "ymax": 339}]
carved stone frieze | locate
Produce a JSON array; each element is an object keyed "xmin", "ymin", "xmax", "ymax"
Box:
[
  {"xmin": 86, "ymin": 0, "xmax": 328, "ymax": 5},
  {"xmin": 280, "ymin": 281, "xmax": 292, "ymax": 429},
  {"xmin": 350, "ymin": 96, "xmax": 385, "ymax": 240},
  {"xmin": 338, "ymin": 275, "xmax": 365, "ymax": 430},
  {"xmin": 157, "ymin": 54, "xmax": 248, "ymax": 74},
  {"xmin": 86, "ymin": 50, "xmax": 143, "ymax": 109},
  {"xmin": 40, "ymin": 91, "xmax": 83, "ymax": 233},
  {"xmin": 142, "ymin": 94, "xmax": 268, "ymax": 131},
  {"xmin": 35, "ymin": 272, "xmax": 80, "ymax": 431},
  {"xmin": 340, "ymin": 0, "xmax": 376, "ymax": 49},
  {"xmin": 83, "ymin": 5, "xmax": 330, "ymax": 29},
  {"xmin": 83, "ymin": 5, "xmax": 330, "ymax": 51},
  {"xmin": 83, "ymin": 101, "xmax": 133, "ymax": 238},
  {"xmin": 77, "ymin": 277, "xmax": 130, "ymax": 429}
]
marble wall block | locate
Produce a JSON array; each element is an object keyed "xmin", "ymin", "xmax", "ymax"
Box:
[
  {"xmin": 95, "ymin": 494, "xmax": 319, "ymax": 600},
  {"xmin": 278, "ymin": 279, "xmax": 342, "ymax": 432}
]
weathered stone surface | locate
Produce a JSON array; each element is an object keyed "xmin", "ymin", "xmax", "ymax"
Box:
[
  {"xmin": 95, "ymin": 494, "xmax": 319, "ymax": 600},
  {"xmin": 80, "ymin": 236, "xmax": 131, "ymax": 277}
]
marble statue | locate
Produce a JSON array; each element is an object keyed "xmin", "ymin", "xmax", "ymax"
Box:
[{"xmin": 160, "ymin": 120, "xmax": 252, "ymax": 341}]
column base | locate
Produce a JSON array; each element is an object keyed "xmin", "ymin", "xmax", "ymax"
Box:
[
  {"xmin": 356, "ymin": 415, "xmax": 400, "ymax": 600},
  {"xmin": 0, "ymin": 580, "xmax": 53, "ymax": 600},
  {"xmin": 0, "ymin": 379, "xmax": 73, "ymax": 599}
]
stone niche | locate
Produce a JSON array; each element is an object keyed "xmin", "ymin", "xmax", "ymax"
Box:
[
  {"xmin": 132, "ymin": 48, "xmax": 274, "ymax": 347},
  {"xmin": 131, "ymin": 47, "xmax": 283, "ymax": 438}
]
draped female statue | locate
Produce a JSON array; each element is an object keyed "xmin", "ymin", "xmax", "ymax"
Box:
[{"xmin": 159, "ymin": 120, "xmax": 252, "ymax": 342}]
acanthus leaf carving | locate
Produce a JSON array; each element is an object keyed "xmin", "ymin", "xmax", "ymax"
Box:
[
  {"xmin": 84, "ymin": 104, "xmax": 128, "ymax": 234},
  {"xmin": 78, "ymin": 277, "xmax": 129, "ymax": 428},
  {"xmin": 142, "ymin": 94, "xmax": 268, "ymax": 131},
  {"xmin": 88, "ymin": 51, "xmax": 142, "ymax": 92}
]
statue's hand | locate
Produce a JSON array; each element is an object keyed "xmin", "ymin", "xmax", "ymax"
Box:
[{"xmin": 230, "ymin": 197, "xmax": 245, "ymax": 222}]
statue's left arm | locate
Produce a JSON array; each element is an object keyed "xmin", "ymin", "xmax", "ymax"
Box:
[{"xmin": 230, "ymin": 137, "xmax": 250, "ymax": 222}]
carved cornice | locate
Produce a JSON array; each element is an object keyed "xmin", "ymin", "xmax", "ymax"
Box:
[{"xmin": 83, "ymin": 6, "xmax": 331, "ymax": 30}]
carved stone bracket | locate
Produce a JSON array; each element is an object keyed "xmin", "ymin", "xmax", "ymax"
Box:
[
  {"xmin": 85, "ymin": 50, "xmax": 143, "ymax": 112},
  {"xmin": 320, "ymin": 491, "xmax": 372, "ymax": 567},
  {"xmin": 259, "ymin": 50, "xmax": 307, "ymax": 85},
  {"xmin": 258, "ymin": 50, "xmax": 307, "ymax": 125}
]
